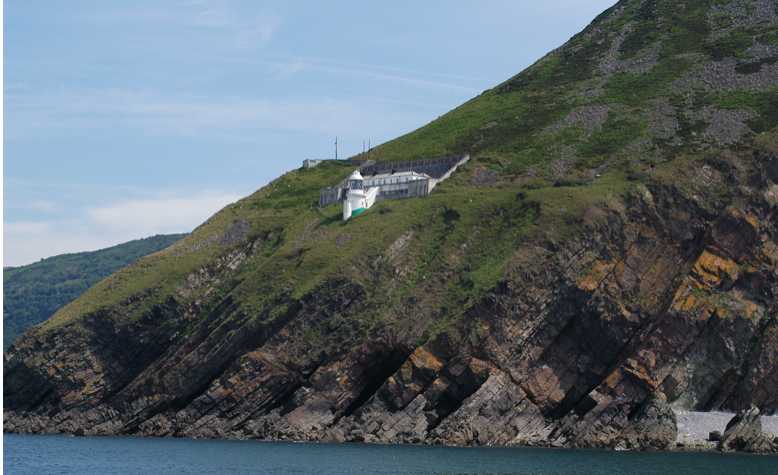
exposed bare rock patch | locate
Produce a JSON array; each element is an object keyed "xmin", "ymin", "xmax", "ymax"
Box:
[
  {"xmin": 674, "ymin": 58, "xmax": 778, "ymax": 92},
  {"xmin": 648, "ymin": 99, "xmax": 682, "ymax": 144},
  {"xmin": 746, "ymin": 42, "xmax": 778, "ymax": 60},
  {"xmin": 334, "ymin": 234, "xmax": 352, "ymax": 248},
  {"xmin": 708, "ymin": 0, "xmax": 778, "ymax": 38},
  {"xmin": 176, "ymin": 234, "xmax": 264, "ymax": 301},
  {"xmin": 470, "ymin": 166, "xmax": 499, "ymax": 187},
  {"xmin": 548, "ymin": 156, "xmax": 575, "ymax": 182},
  {"xmin": 387, "ymin": 231, "xmax": 414, "ymax": 263},
  {"xmin": 544, "ymin": 105, "xmax": 610, "ymax": 136},
  {"xmin": 698, "ymin": 106, "xmax": 756, "ymax": 145},
  {"xmin": 173, "ymin": 219, "xmax": 251, "ymax": 255},
  {"xmin": 218, "ymin": 219, "xmax": 250, "ymax": 246},
  {"xmin": 598, "ymin": 24, "xmax": 661, "ymax": 76}
]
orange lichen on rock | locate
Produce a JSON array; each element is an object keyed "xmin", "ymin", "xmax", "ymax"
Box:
[
  {"xmin": 669, "ymin": 282, "xmax": 714, "ymax": 321},
  {"xmin": 624, "ymin": 360, "xmax": 660, "ymax": 389},
  {"xmin": 742, "ymin": 212, "xmax": 759, "ymax": 231},
  {"xmin": 603, "ymin": 368, "xmax": 624, "ymax": 389},
  {"xmin": 408, "ymin": 347, "xmax": 445, "ymax": 373},
  {"xmin": 760, "ymin": 239, "xmax": 778, "ymax": 266},
  {"xmin": 741, "ymin": 299, "xmax": 762, "ymax": 320},
  {"xmin": 691, "ymin": 249, "xmax": 739, "ymax": 287},
  {"xmin": 467, "ymin": 357, "xmax": 492, "ymax": 377},
  {"xmin": 671, "ymin": 284, "xmax": 697, "ymax": 311},
  {"xmin": 727, "ymin": 291, "xmax": 763, "ymax": 320},
  {"xmin": 578, "ymin": 260, "xmax": 615, "ymax": 292}
]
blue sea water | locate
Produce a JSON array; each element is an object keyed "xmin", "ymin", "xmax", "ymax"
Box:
[{"xmin": 4, "ymin": 434, "xmax": 777, "ymax": 475}]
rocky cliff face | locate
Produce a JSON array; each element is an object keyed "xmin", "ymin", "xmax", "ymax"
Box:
[{"xmin": 5, "ymin": 0, "xmax": 778, "ymax": 451}]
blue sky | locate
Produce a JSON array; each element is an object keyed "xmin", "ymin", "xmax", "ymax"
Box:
[{"xmin": 4, "ymin": 0, "xmax": 615, "ymax": 266}]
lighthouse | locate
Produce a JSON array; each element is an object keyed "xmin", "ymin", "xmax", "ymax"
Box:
[{"xmin": 343, "ymin": 170, "xmax": 378, "ymax": 221}]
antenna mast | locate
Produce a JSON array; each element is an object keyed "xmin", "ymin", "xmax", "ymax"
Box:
[{"xmin": 335, "ymin": 136, "xmax": 339, "ymax": 160}]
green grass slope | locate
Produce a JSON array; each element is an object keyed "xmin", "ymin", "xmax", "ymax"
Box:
[
  {"xmin": 3, "ymin": 234, "xmax": 185, "ymax": 348},
  {"xmin": 31, "ymin": 0, "xmax": 778, "ymax": 356}
]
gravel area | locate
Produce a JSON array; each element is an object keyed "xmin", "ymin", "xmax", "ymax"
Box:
[{"xmin": 675, "ymin": 410, "xmax": 778, "ymax": 444}]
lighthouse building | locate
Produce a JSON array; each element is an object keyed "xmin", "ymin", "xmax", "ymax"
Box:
[
  {"xmin": 343, "ymin": 170, "xmax": 379, "ymax": 220},
  {"xmin": 317, "ymin": 155, "xmax": 471, "ymax": 220}
]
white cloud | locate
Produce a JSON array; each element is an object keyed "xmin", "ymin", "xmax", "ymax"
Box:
[
  {"xmin": 5, "ymin": 223, "xmax": 121, "ymax": 267},
  {"xmin": 82, "ymin": 1, "xmax": 281, "ymax": 48},
  {"xmin": 87, "ymin": 192, "xmax": 242, "ymax": 235},
  {"xmin": 3, "ymin": 190, "xmax": 244, "ymax": 267},
  {"xmin": 219, "ymin": 55, "xmax": 485, "ymax": 92},
  {"xmin": 189, "ymin": 3, "xmax": 280, "ymax": 48},
  {"xmin": 298, "ymin": 57, "xmax": 484, "ymax": 94},
  {"xmin": 4, "ymin": 88, "xmax": 427, "ymax": 141}
]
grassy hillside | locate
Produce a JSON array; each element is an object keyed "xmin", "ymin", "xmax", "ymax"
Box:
[
  {"xmin": 36, "ymin": 0, "xmax": 778, "ymax": 344},
  {"xmin": 39, "ymin": 159, "xmax": 631, "ymax": 349},
  {"xmin": 3, "ymin": 234, "xmax": 185, "ymax": 348},
  {"xmin": 369, "ymin": 0, "xmax": 778, "ymax": 176}
]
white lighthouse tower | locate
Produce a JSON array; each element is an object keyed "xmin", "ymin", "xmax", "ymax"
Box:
[{"xmin": 343, "ymin": 170, "xmax": 378, "ymax": 221}]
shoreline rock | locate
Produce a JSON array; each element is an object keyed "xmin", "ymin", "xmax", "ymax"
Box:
[
  {"xmin": 620, "ymin": 393, "xmax": 678, "ymax": 450},
  {"xmin": 7, "ymin": 405, "xmax": 778, "ymax": 455},
  {"xmin": 718, "ymin": 406, "xmax": 778, "ymax": 454}
]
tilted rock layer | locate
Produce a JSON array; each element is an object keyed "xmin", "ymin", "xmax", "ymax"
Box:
[
  {"xmin": 5, "ymin": 0, "xmax": 778, "ymax": 451},
  {"xmin": 719, "ymin": 406, "xmax": 778, "ymax": 453}
]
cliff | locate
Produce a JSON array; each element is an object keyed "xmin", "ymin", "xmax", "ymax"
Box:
[{"xmin": 5, "ymin": 0, "xmax": 778, "ymax": 451}]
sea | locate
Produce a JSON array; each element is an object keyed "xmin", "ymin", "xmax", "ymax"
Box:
[{"xmin": 4, "ymin": 434, "xmax": 777, "ymax": 475}]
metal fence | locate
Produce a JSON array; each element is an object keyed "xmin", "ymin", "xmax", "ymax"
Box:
[{"xmin": 359, "ymin": 155, "xmax": 466, "ymax": 179}]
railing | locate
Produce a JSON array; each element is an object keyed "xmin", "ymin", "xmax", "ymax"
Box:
[{"xmin": 359, "ymin": 155, "xmax": 466, "ymax": 179}]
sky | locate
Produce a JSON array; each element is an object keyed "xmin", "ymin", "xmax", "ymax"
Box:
[{"xmin": 4, "ymin": 0, "xmax": 616, "ymax": 267}]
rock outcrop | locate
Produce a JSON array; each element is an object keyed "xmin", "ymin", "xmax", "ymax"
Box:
[
  {"xmin": 719, "ymin": 406, "xmax": 778, "ymax": 453},
  {"xmin": 620, "ymin": 394, "xmax": 678, "ymax": 450}
]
